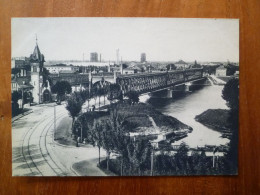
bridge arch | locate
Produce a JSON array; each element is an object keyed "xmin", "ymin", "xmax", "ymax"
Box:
[{"xmin": 92, "ymin": 80, "xmax": 111, "ymax": 90}]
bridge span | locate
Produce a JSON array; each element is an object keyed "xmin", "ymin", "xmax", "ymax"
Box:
[
  {"xmin": 115, "ymin": 68, "xmax": 205, "ymax": 95},
  {"xmin": 83, "ymin": 68, "xmax": 206, "ymax": 96}
]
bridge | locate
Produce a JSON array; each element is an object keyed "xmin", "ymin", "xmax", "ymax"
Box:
[
  {"xmin": 89, "ymin": 68, "xmax": 206, "ymax": 97},
  {"xmin": 49, "ymin": 68, "xmax": 206, "ymax": 96},
  {"xmin": 115, "ymin": 68, "xmax": 204, "ymax": 95}
]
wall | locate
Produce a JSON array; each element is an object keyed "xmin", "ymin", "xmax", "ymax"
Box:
[{"xmin": 0, "ymin": 0, "xmax": 260, "ymax": 194}]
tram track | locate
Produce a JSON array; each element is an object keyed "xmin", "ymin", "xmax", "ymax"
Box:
[{"xmin": 21, "ymin": 105, "xmax": 69, "ymax": 176}]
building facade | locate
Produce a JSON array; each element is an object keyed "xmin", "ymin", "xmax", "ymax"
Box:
[{"xmin": 45, "ymin": 65, "xmax": 79, "ymax": 74}]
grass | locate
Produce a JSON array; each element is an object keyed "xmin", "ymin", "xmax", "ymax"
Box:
[
  {"xmin": 195, "ymin": 109, "xmax": 230, "ymax": 132},
  {"xmin": 116, "ymin": 102, "xmax": 190, "ymax": 131}
]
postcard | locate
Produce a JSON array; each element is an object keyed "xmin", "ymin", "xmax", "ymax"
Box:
[{"xmin": 11, "ymin": 17, "xmax": 239, "ymax": 176}]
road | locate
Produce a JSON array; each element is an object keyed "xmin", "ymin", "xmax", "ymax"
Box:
[{"xmin": 12, "ymin": 102, "xmax": 107, "ymax": 176}]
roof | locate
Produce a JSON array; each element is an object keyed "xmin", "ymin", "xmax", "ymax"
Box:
[
  {"xmin": 45, "ymin": 64, "xmax": 69, "ymax": 68},
  {"xmin": 30, "ymin": 44, "xmax": 45, "ymax": 63},
  {"xmin": 175, "ymin": 60, "xmax": 188, "ymax": 64}
]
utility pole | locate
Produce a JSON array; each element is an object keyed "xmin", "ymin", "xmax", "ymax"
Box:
[
  {"xmin": 54, "ymin": 104, "xmax": 56, "ymax": 140},
  {"xmin": 80, "ymin": 121, "xmax": 83, "ymax": 143},
  {"xmin": 21, "ymin": 88, "xmax": 24, "ymax": 110}
]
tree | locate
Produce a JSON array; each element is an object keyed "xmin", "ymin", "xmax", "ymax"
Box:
[
  {"xmin": 166, "ymin": 64, "xmax": 176, "ymax": 71},
  {"xmin": 12, "ymin": 91, "xmax": 22, "ymax": 116},
  {"xmin": 90, "ymin": 119, "xmax": 105, "ymax": 165},
  {"xmin": 174, "ymin": 142, "xmax": 190, "ymax": 175},
  {"xmin": 126, "ymin": 91, "xmax": 139, "ymax": 105},
  {"xmin": 122, "ymin": 64, "xmax": 128, "ymax": 69},
  {"xmin": 107, "ymin": 107, "xmax": 129, "ymax": 175},
  {"xmin": 12, "ymin": 91, "xmax": 22, "ymax": 103},
  {"xmin": 190, "ymin": 150, "xmax": 209, "ymax": 175},
  {"xmin": 107, "ymin": 84, "xmax": 123, "ymax": 103},
  {"xmin": 127, "ymin": 139, "xmax": 151, "ymax": 176},
  {"xmin": 222, "ymin": 78, "xmax": 239, "ymax": 173},
  {"xmin": 66, "ymin": 92, "xmax": 83, "ymax": 133},
  {"xmin": 42, "ymin": 68, "xmax": 52, "ymax": 87},
  {"xmin": 101, "ymin": 120, "xmax": 115, "ymax": 170},
  {"xmin": 51, "ymin": 81, "xmax": 72, "ymax": 103},
  {"xmin": 222, "ymin": 78, "xmax": 239, "ymax": 111}
]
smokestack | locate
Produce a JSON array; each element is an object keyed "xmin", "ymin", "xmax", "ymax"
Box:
[{"xmin": 116, "ymin": 49, "xmax": 119, "ymax": 65}]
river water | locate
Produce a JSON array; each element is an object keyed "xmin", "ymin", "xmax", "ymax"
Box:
[{"xmin": 140, "ymin": 85, "xmax": 230, "ymax": 148}]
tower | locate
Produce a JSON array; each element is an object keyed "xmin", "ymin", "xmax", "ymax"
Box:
[
  {"xmin": 90, "ymin": 52, "xmax": 98, "ymax": 62},
  {"xmin": 30, "ymin": 39, "xmax": 45, "ymax": 104},
  {"xmin": 141, "ymin": 53, "xmax": 146, "ymax": 63}
]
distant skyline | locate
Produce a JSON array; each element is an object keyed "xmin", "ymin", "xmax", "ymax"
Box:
[{"xmin": 12, "ymin": 18, "xmax": 239, "ymax": 62}]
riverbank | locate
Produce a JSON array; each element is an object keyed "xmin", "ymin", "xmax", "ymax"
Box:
[
  {"xmin": 116, "ymin": 102, "xmax": 191, "ymax": 133},
  {"xmin": 195, "ymin": 109, "xmax": 231, "ymax": 138},
  {"xmin": 208, "ymin": 75, "xmax": 226, "ymax": 85}
]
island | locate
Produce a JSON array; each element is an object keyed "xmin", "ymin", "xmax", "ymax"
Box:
[{"xmin": 195, "ymin": 109, "xmax": 232, "ymax": 138}]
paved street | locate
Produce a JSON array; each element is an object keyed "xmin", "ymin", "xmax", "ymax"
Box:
[{"xmin": 12, "ymin": 101, "xmax": 107, "ymax": 176}]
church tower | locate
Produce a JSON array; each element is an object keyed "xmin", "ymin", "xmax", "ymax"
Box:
[{"xmin": 30, "ymin": 38, "xmax": 45, "ymax": 104}]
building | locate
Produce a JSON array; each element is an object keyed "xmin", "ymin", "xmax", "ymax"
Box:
[
  {"xmin": 215, "ymin": 65, "xmax": 227, "ymax": 76},
  {"xmin": 174, "ymin": 60, "xmax": 188, "ymax": 69},
  {"xmin": 45, "ymin": 65, "xmax": 79, "ymax": 74},
  {"xmin": 90, "ymin": 52, "xmax": 98, "ymax": 62},
  {"xmin": 141, "ymin": 53, "xmax": 146, "ymax": 63},
  {"xmin": 122, "ymin": 68, "xmax": 137, "ymax": 75},
  {"xmin": 11, "ymin": 76, "xmax": 33, "ymax": 93},
  {"xmin": 11, "ymin": 41, "xmax": 53, "ymax": 104}
]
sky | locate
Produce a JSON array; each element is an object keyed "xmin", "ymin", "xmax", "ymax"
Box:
[{"xmin": 12, "ymin": 17, "xmax": 239, "ymax": 62}]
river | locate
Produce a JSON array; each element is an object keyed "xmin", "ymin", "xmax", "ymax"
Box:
[{"xmin": 140, "ymin": 85, "xmax": 230, "ymax": 148}]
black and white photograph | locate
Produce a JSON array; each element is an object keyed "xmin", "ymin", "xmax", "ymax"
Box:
[{"xmin": 11, "ymin": 17, "xmax": 239, "ymax": 176}]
